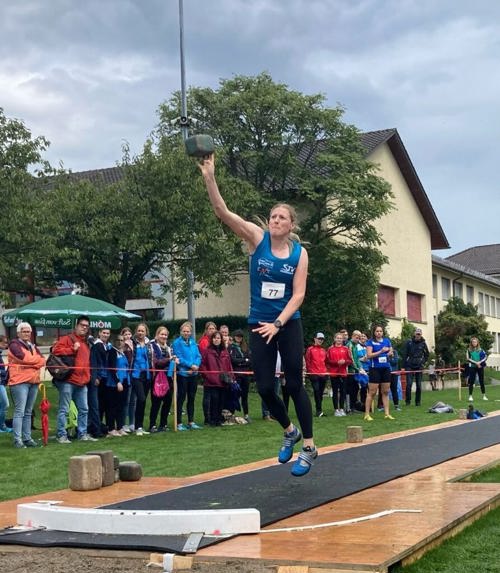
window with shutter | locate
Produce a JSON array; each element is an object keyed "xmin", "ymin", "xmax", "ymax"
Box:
[
  {"xmin": 407, "ymin": 292, "xmax": 422, "ymax": 322},
  {"xmin": 377, "ymin": 286, "xmax": 396, "ymax": 317}
]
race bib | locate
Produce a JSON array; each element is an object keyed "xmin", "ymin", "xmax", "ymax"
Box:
[
  {"xmin": 378, "ymin": 356, "xmax": 387, "ymax": 364},
  {"xmin": 261, "ymin": 281, "xmax": 285, "ymax": 299}
]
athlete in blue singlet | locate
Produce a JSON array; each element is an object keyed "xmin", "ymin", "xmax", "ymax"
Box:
[
  {"xmin": 364, "ymin": 324, "xmax": 395, "ymax": 421},
  {"xmin": 199, "ymin": 154, "xmax": 317, "ymax": 476}
]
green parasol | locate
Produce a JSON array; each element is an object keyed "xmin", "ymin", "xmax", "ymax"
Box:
[{"xmin": 2, "ymin": 294, "xmax": 141, "ymax": 330}]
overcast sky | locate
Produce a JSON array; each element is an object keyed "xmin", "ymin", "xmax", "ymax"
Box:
[{"xmin": 2, "ymin": 0, "xmax": 499, "ymax": 255}]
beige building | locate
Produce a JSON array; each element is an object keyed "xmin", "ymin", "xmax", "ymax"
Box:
[
  {"xmin": 432, "ymin": 255, "xmax": 500, "ymax": 368},
  {"xmin": 188, "ymin": 129, "xmax": 500, "ymax": 368}
]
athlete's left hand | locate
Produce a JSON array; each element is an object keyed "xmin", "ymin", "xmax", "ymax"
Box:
[{"xmin": 253, "ymin": 322, "xmax": 279, "ymax": 344}]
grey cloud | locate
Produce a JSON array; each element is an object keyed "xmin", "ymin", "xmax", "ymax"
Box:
[{"xmin": 1, "ymin": 0, "xmax": 499, "ymax": 253}]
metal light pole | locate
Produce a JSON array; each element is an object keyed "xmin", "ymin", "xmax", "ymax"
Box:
[{"xmin": 178, "ymin": 0, "xmax": 196, "ymax": 336}]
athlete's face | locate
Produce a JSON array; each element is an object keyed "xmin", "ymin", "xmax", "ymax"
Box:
[{"xmin": 269, "ymin": 207, "xmax": 293, "ymax": 236}]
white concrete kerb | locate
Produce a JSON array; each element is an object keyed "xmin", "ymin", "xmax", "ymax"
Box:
[{"xmin": 17, "ymin": 502, "xmax": 260, "ymax": 536}]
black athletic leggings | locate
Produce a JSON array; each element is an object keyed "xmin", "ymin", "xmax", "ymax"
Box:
[
  {"xmin": 249, "ymin": 319, "xmax": 313, "ymax": 439},
  {"xmin": 309, "ymin": 375, "xmax": 328, "ymax": 414},
  {"xmin": 467, "ymin": 366, "xmax": 485, "ymax": 395},
  {"xmin": 149, "ymin": 384, "xmax": 173, "ymax": 429},
  {"xmin": 176, "ymin": 375, "xmax": 198, "ymax": 424},
  {"xmin": 131, "ymin": 372, "xmax": 151, "ymax": 430}
]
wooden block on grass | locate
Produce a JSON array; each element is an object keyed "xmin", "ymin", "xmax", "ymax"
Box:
[
  {"xmin": 68, "ymin": 455, "xmax": 102, "ymax": 491},
  {"xmin": 346, "ymin": 426, "xmax": 363, "ymax": 443},
  {"xmin": 119, "ymin": 461, "xmax": 143, "ymax": 481},
  {"xmin": 86, "ymin": 450, "xmax": 115, "ymax": 487}
]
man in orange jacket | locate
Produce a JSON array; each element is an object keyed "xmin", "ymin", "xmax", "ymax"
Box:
[{"xmin": 52, "ymin": 315, "xmax": 97, "ymax": 443}]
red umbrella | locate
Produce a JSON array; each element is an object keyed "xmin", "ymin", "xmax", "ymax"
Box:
[{"xmin": 39, "ymin": 383, "xmax": 50, "ymax": 446}]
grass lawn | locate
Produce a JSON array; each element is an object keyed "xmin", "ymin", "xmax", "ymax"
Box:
[
  {"xmin": 1, "ymin": 380, "xmax": 499, "ymax": 502},
  {"xmin": 468, "ymin": 463, "xmax": 500, "ymax": 483}
]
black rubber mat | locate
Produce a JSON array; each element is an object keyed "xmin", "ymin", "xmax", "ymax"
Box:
[{"xmin": 1, "ymin": 416, "xmax": 498, "ymax": 553}]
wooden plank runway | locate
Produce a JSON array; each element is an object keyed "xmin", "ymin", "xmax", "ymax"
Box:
[{"xmin": 1, "ymin": 414, "xmax": 499, "ymax": 572}]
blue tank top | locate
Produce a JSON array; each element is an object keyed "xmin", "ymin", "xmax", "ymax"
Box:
[
  {"xmin": 248, "ymin": 231, "xmax": 302, "ymax": 324},
  {"xmin": 366, "ymin": 337, "xmax": 392, "ymax": 369}
]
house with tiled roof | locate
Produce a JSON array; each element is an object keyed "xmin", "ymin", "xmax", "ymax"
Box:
[
  {"xmin": 447, "ymin": 245, "xmax": 500, "ymax": 280},
  {"xmin": 432, "ymin": 255, "xmax": 500, "ymax": 367},
  {"xmin": 66, "ymin": 166, "xmax": 125, "ymax": 186}
]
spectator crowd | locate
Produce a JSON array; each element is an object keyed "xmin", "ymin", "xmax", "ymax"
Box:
[{"xmin": 0, "ymin": 317, "xmax": 486, "ymax": 449}]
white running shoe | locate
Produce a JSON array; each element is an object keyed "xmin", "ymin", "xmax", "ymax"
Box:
[
  {"xmin": 135, "ymin": 428, "xmax": 150, "ymax": 436},
  {"xmin": 483, "ymin": 395, "xmax": 488, "ymax": 401},
  {"xmin": 79, "ymin": 434, "xmax": 98, "ymax": 442},
  {"xmin": 107, "ymin": 430, "xmax": 122, "ymax": 437},
  {"xmin": 468, "ymin": 395, "xmax": 474, "ymax": 402}
]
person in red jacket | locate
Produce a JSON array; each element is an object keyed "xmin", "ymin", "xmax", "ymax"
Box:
[
  {"xmin": 198, "ymin": 321, "xmax": 217, "ymax": 356},
  {"xmin": 52, "ymin": 315, "xmax": 97, "ymax": 443},
  {"xmin": 326, "ymin": 332, "xmax": 353, "ymax": 416},
  {"xmin": 305, "ymin": 332, "xmax": 328, "ymax": 417},
  {"xmin": 200, "ymin": 331, "xmax": 234, "ymax": 426}
]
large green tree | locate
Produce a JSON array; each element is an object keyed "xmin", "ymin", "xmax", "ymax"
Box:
[
  {"xmin": 435, "ymin": 297, "xmax": 493, "ymax": 365},
  {"xmin": 37, "ymin": 139, "xmax": 261, "ymax": 307},
  {"xmin": 0, "ymin": 108, "xmax": 54, "ymax": 301},
  {"xmin": 159, "ymin": 73, "xmax": 393, "ymax": 337},
  {"xmin": 3, "ymin": 74, "xmax": 393, "ymax": 322}
]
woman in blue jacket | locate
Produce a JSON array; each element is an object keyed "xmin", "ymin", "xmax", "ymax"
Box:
[
  {"xmin": 130, "ymin": 323, "xmax": 154, "ymax": 436},
  {"xmin": 106, "ymin": 334, "xmax": 131, "ymax": 436},
  {"xmin": 172, "ymin": 321, "xmax": 202, "ymax": 430}
]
